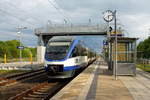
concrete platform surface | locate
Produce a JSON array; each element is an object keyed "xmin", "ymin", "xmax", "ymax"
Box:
[
  {"xmin": 120, "ymin": 68, "xmax": 150, "ymax": 100},
  {"xmin": 86, "ymin": 65, "xmax": 134, "ymax": 100},
  {"xmin": 51, "ymin": 59, "xmax": 150, "ymax": 100},
  {"xmin": 51, "ymin": 62, "xmax": 98, "ymax": 100}
]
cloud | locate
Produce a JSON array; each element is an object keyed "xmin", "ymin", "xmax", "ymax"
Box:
[
  {"xmin": 119, "ymin": 13, "xmax": 150, "ymax": 40},
  {"xmin": 0, "ymin": 29, "xmax": 37, "ymax": 46},
  {"xmin": 55, "ymin": 0, "xmax": 150, "ymax": 40},
  {"xmin": 78, "ymin": 36, "xmax": 106, "ymax": 53},
  {"xmin": 0, "ymin": 0, "xmax": 150, "ymax": 49}
]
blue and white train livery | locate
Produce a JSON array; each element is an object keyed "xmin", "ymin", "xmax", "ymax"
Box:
[{"xmin": 44, "ymin": 36, "xmax": 89, "ymax": 78}]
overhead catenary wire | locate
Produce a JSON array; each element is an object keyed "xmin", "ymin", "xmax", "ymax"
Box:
[
  {"xmin": 47, "ymin": 0, "xmax": 71, "ymax": 23},
  {"xmin": 0, "ymin": 8, "xmax": 35, "ymax": 27},
  {"xmin": 53, "ymin": 0, "xmax": 72, "ymax": 20}
]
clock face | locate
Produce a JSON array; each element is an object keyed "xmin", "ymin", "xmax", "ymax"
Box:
[{"xmin": 103, "ymin": 10, "xmax": 114, "ymax": 22}]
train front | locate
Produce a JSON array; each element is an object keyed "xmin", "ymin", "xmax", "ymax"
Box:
[{"xmin": 44, "ymin": 37, "xmax": 76, "ymax": 79}]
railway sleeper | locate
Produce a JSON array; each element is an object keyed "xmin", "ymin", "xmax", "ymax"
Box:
[
  {"xmin": 23, "ymin": 97, "xmax": 43, "ymax": 100},
  {"xmin": 36, "ymin": 89, "xmax": 49, "ymax": 92},
  {"xmin": 8, "ymin": 82, "xmax": 49, "ymax": 100},
  {"xmin": 29, "ymin": 93, "xmax": 48, "ymax": 97},
  {"xmin": 28, "ymin": 94, "xmax": 47, "ymax": 98},
  {"xmin": 0, "ymin": 80, "xmax": 16, "ymax": 86},
  {"xmin": 33, "ymin": 91, "xmax": 49, "ymax": 95}
]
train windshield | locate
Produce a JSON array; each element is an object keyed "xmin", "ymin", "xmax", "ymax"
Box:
[{"xmin": 45, "ymin": 42, "xmax": 71, "ymax": 60}]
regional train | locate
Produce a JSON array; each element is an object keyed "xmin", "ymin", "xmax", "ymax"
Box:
[{"xmin": 44, "ymin": 36, "xmax": 96, "ymax": 79}]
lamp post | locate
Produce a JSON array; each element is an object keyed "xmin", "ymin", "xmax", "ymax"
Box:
[
  {"xmin": 114, "ymin": 10, "xmax": 118, "ymax": 80},
  {"xmin": 148, "ymin": 28, "xmax": 150, "ymax": 37},
  {"xmin": 103, "ymin": 10, "xmax": 118, "ymax": 80},
  {"xmin": 16, "ymin": 26, "xmax": 27, "ymax": 62},
  {"xmin": 103, "ymin": 10, "xmax": 114, "ymax": 69}
]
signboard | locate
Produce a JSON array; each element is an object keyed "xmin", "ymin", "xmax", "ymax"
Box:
[
  {"xmin": 17, "ymin": 46, "xmax": 24, "ymax": 50},
  {"xmin": 110, "ymin": 30, "xmax": 123, "ymax": 36}
]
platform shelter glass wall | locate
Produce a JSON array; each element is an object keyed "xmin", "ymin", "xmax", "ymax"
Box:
[
  {"xmin": 110, "ymin": 37, "xmax": 137, "ymax": 76},
  {"xmin": 111, "ymin": 42, "xmax": 135, "ymax": 63}
]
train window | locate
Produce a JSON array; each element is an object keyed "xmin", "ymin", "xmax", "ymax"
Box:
[
  {"xmin": 45, "ymin": 41, "xmax": 70, "ymax": 60},
  {"xmin": 77, "ymin": 45, "xmax": 86, "ymax": 56},
  {"xmin": 71, "ymin": 43, "xmax": 87, "ymax": 57},
  {"xmin": 71, "ymin": 47, "xmax": 79, "ymax": 57},
  {"xmin": 82, "ymin": 49, "xmax": 87, "ymax": 56},
  {"xmin": 72, "ymin": 52, "xmax": 77, "ymax": 57},
  {"xmin": 76, "ymin": 44, "xmax": 81, "ymax": 56}
]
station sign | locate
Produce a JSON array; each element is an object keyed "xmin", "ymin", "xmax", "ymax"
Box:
[{"xmin": 17, "ymin": 46, "xmax": 24, "ymax": 49}]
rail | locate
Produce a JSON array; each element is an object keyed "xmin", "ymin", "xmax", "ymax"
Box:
[{"xmin": 0, "ymin": 69, "xmax": 45, "ymax": 86}]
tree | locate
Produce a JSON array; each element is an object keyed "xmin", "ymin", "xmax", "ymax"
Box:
[
  {"xmin": 0, "ymin": 40, "xmax": 37, "ymax": 59},
  {"xmin": 5, "ymin": 40, "xmax": 20, "ymax": 58},
  {"xmin": 137, "ymin": 37, "xmax": 150, "ymax": 59},
  {"xmin": 29, "ymin": 47, "xmax": 37, "ymax": 57}
]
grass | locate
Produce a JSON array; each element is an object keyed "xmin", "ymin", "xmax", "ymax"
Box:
[{"xmin": 137, "ymin": 64, "xmax": 150, "ymax": 72}]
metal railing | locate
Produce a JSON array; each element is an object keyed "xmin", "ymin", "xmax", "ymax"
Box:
[
  {"xmin": 35, "ymin": 24, "xmax": 107, "ymax": 34},
  {"xmin": 137, "ymin": 59, "xmax": 150, "ymax": 65}
]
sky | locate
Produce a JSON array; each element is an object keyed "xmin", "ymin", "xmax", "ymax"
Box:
[{"xmin": 0, "ymin": 0, "xmax": 150, "ymax": 53}]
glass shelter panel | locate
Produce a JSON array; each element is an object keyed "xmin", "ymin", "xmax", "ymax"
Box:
[{"xmin": 111, "ymin": 42, "xmax": 135, "ymax": 63}]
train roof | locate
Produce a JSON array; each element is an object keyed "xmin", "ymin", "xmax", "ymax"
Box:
[{"xmin": 49, "ymin": 36, "xmax": 76, "ymax": 42}]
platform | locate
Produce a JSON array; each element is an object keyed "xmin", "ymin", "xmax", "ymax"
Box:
[{"xmin": 51, "ymin": 59, "xmax": 150, "ymax": 100}]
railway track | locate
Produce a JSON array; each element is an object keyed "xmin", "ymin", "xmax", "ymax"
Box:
[
  {"xmin": 0, "ymin": 69, "xmax": 45, "ymax": 86},
  {"xmin": 0, "ymin": 59, "xmax": 97, "ymax": 100},
  {"xmin": 8, "ymin": 81, "xmax": 69, "ymax": 100}
]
